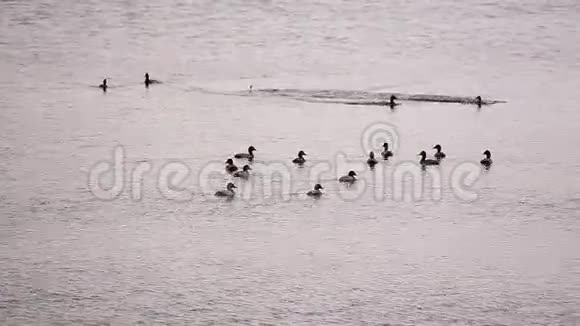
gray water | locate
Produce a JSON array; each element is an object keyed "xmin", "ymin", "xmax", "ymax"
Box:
[{"xmin": 1, "ymin": 0, "xmax": 580, "ymax": 325}]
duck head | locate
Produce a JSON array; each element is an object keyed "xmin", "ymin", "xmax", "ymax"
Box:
[
  {"xmin": 298, "ymin": 150, "xmax": 307, "ymax": 157},
  {"xmin": 382, "ymin": 142, "xmax": 389, "ymax": 149},
  {"xmin": 433, "ymin": 144, "xmax": 442, "ymax": 152},
  {"xmin": 418, "ymin": 151, "xmax": 427, "ymax": 158},
  {"xmin": 226, "ymin": 182, "xmax": 237, "ymax": 190},
  {"xmin": 369, "ymin": 151, "xmax": 375, "ymax": 159},
  {"xmin": 248, "ymin": 145, "xmax": 256, "ymax": 153},
  {"xmin": 483, "ymin": 150, "xmax": 491, "ymax": 158},
  {"xmin": 348, "ymin": 171, "xmax": 357, "ymax": 177},
  {"xmin": 390, "ymin": 95, "xmax": 397, "ymax": 102},
  {"xmin": 242, "ymin": 165, "xmax": 252, "ymax": 171},
  {"xmin": 314, "ymin": 184, "xmax": 323, "ymax": 190},
  {"xmin": 225, "ymin": 158, "xmax": 234, "ymax": 165}
]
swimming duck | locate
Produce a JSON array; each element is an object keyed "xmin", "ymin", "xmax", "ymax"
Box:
[
  {"xmin": 480, "ymin": 150, "xmax": 493, "ymax": 167},
  {"xmin": 233, "ymin": 165, "xmax": 252, "ymax": 179},
  {"xmin": 144, "ymin": 73, "xmax": 160, "ymax": 87},
  {"xmin": 475, "ymin": 96, "xmax": 482, "ymax": 107},
  {"xmin": 433, "ymin": 144, "xmax": 446, "ymax": 160},
  {"xmin": 338, "ymin": 170, "xmax": 357, "ymax": 183},
  {"xmin": 381, "ymin": 142, "xmax": 393, "ymax": 159},
  {"xmin": 307, "ymin": 184, "xmax": 324, "ymax": 197},
  {"xmin": 418, "ymin": 151, "xmax": 440, "ymax": 166},
  {"xmin": 99, "ymin": 79, "xmax": 107, "ymax": 91},
  {"xmin": 215, "ymin": 182, "xmax": 237, "ymax": 197},
  {"xmin": 234, "ymin": 146, "xmax": 256, "ymax": 160},
  {"xmin": 386, "ymin": 95, "xmax": 399, "ymax": 107},
  {"xmin": 367, "ymin": 151, "xmax": 378, "ymax": 166},
  {"xmin": 292, "ymin": 150, "xmax": 307, "ymax": 164},
  {"xmin": 225, "ymin": 158, "xmax": 238, "ymax": 173}
]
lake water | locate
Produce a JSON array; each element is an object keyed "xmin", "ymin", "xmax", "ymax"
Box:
[{"xmin": 1, "ymin": 0, "xmax": 579, "ymax": 325}]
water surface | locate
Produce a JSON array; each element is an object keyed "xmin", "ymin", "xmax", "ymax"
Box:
[{"xmin": 1, "ymin": 0, "xmax": 579, "ymax": 325}]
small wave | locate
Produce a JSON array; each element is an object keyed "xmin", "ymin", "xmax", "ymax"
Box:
[{"xmin": 245, "ymin": 88, "xmax": 505, "ymax": 106}]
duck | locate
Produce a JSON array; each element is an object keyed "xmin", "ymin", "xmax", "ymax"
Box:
[
  {"xmin": 292, "ymin": 150, "xmax": 307, "ymax": 164},
  {"xmin": 99, "ymin": 79, "xmax": 107, "ymax": 91},
  {"xmin": 215, "ymin": 182, "xmax": 237, "ymax": 197},
  {"xmin": 233, "ymin": 165, "xmax": 252, "ymax": 179},
  {"xmin": 367, "ymin": 151, "xmax": 378, "ymax": 166},
  {"xmin": 480, "ymin": 150, "xmax": 493, "ymax": 167},
  {"xmin": 225, "ymin": 158, "xmax": 238, "ymax": 173},
  {"xmin": 386, "ymin": 95, "xmax": 399, "ymax": 107},
  {"xmin": 381, "ymin": 142, "xmax": 393, "ymax": 159},
  {"xmin": 433, "ymin": 144, "xmax": 446, "ymax": 160},
  {"xmin": 338, "ymin": 170, "xmax": 357, "ymax": 183},
  {"xmin": 475, "ymin": 96, "xmax": 482, "ymax": 107},
  {"xmin": 144, "ymin": 73, "xmax": 161, "ymax": 87},
  {"xmin": 418, "ymin": 151, "xmax": 440, "ymax": 166},
  {"xmin": 307, "ymin": 184, "xmax": 324, "ymax": 197},
  {"xmin": 234, "ymin": 146, "xmax": 256, "ymax": 160}
]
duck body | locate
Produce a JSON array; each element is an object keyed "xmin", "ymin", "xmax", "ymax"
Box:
[
  {"xmin": 367, "ymin": 152, "xmax": 378, "ymax": 166},
  {"xmin": 480, "ymin": 150, "xmax": 493, "ymax": 167},
  {"xmin": 225, "ymin": 158, "xmax": 238, "ymax": 173},
  {"xmin": 385, "ymin": 95, "xmax": 399, "ymax": 107},
  {"xmin": 480, "ymin": 158, "xmax": 493, "ymax": 166},
  {"xmin": 339, "ymin": 171, "xmax": 357, "ymax": 183},
  {"xmin": 433, "ymin": 144, "xmax": 446, "ymax": 160},
  {"xmin": 99, "ymin": 79, "xmax": 107, "ymax": 91},
  {"xmin": 233, "ymin": 165, "xmax": 251, "ymax": 179},
  {"xmin": 292, "ymin": 150, "xmax": 307, "ymax": 164},
  {"xmin": 381, "ymin": 142, "xmax": 393, "ymax": 159},
  {"xmin": 421, "ymin": 159, "xmax": 439, "ymax": 166},
  {"xmin": 144, "ymin": 73, "xmax": 161, "ymax": 87},
  {"xmin": 215, "ymin": 182, "xmax": 237, "ymax": 197},
  {"xmin": 307, "ymin": 184, "xmax": 323, "ymax": 197},
  {"xmin": 293, "ymin": 157, "xmax": 306, "ymax": 164},
  {"xmin": 234, "ymin": 146, "xmax": 256, "ymax": 160},
  {"xmin": 419, "ymin": 151, "xmax": 440, "ymax": 166}
]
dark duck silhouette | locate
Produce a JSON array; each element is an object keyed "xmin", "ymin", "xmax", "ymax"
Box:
[
  {"xmin": 99, "ymin": 79, "xmax": 107, "ymax": 91},
  {"xmin": 433, "ymin": 144, "xmax": 446, "ymax": 160},
  {"xmin": 307, "ymin": 184, "xmax": 324, "ymax": 197},
  {"xmin": 367, "ymin": 152, "xmax": 378, "ymax": 166},
  {"xmin": 215, "ymin": 182, "xmax": 237, "ymax": 197},
  {"xmin": 144, "ymin": 73, "xmax": 161, "ymax": 87},
  {"xmin": 292, "ymin": 150, "xmax": 307, "ymax": 164},
  {"xmin": 381, "ymin": 142, "xmax": 393, "ymax": 159},
  {"xmin": 480, "ymin": 150, "xmax": 493, "ymax": 167},
  {"xmin": 225, "ymin": 158, "xmax": 238, "ymax": 173},
  {"xmin": 234, "ymin": 146, "xmax": 256, "ymax": 160},
  {"xmin": 386, "ymin": 95, "xmax": 399, "ymax": 107},
  {"xmin": 339, "ymin": 170, "xmax": 357, "ymax": 183},
  {"xmin": 418, "ymin": 151, "xmax": 439, "ymax": 166},
  {"xmin": 233, "ymin": 165, "xmax": 251, "ymax": 179}
]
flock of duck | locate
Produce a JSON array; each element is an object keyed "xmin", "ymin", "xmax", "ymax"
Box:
[
  {"xmin": 214, "ymin": 144, "xmax": 493, "ymax": 198},
  {"xmin": 98, "ymin": 75, "xmax": 486, "ymax": 107},
  {"xmin": 96, "ymin": 74, "xmax": 494, "ymax": 198}
]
